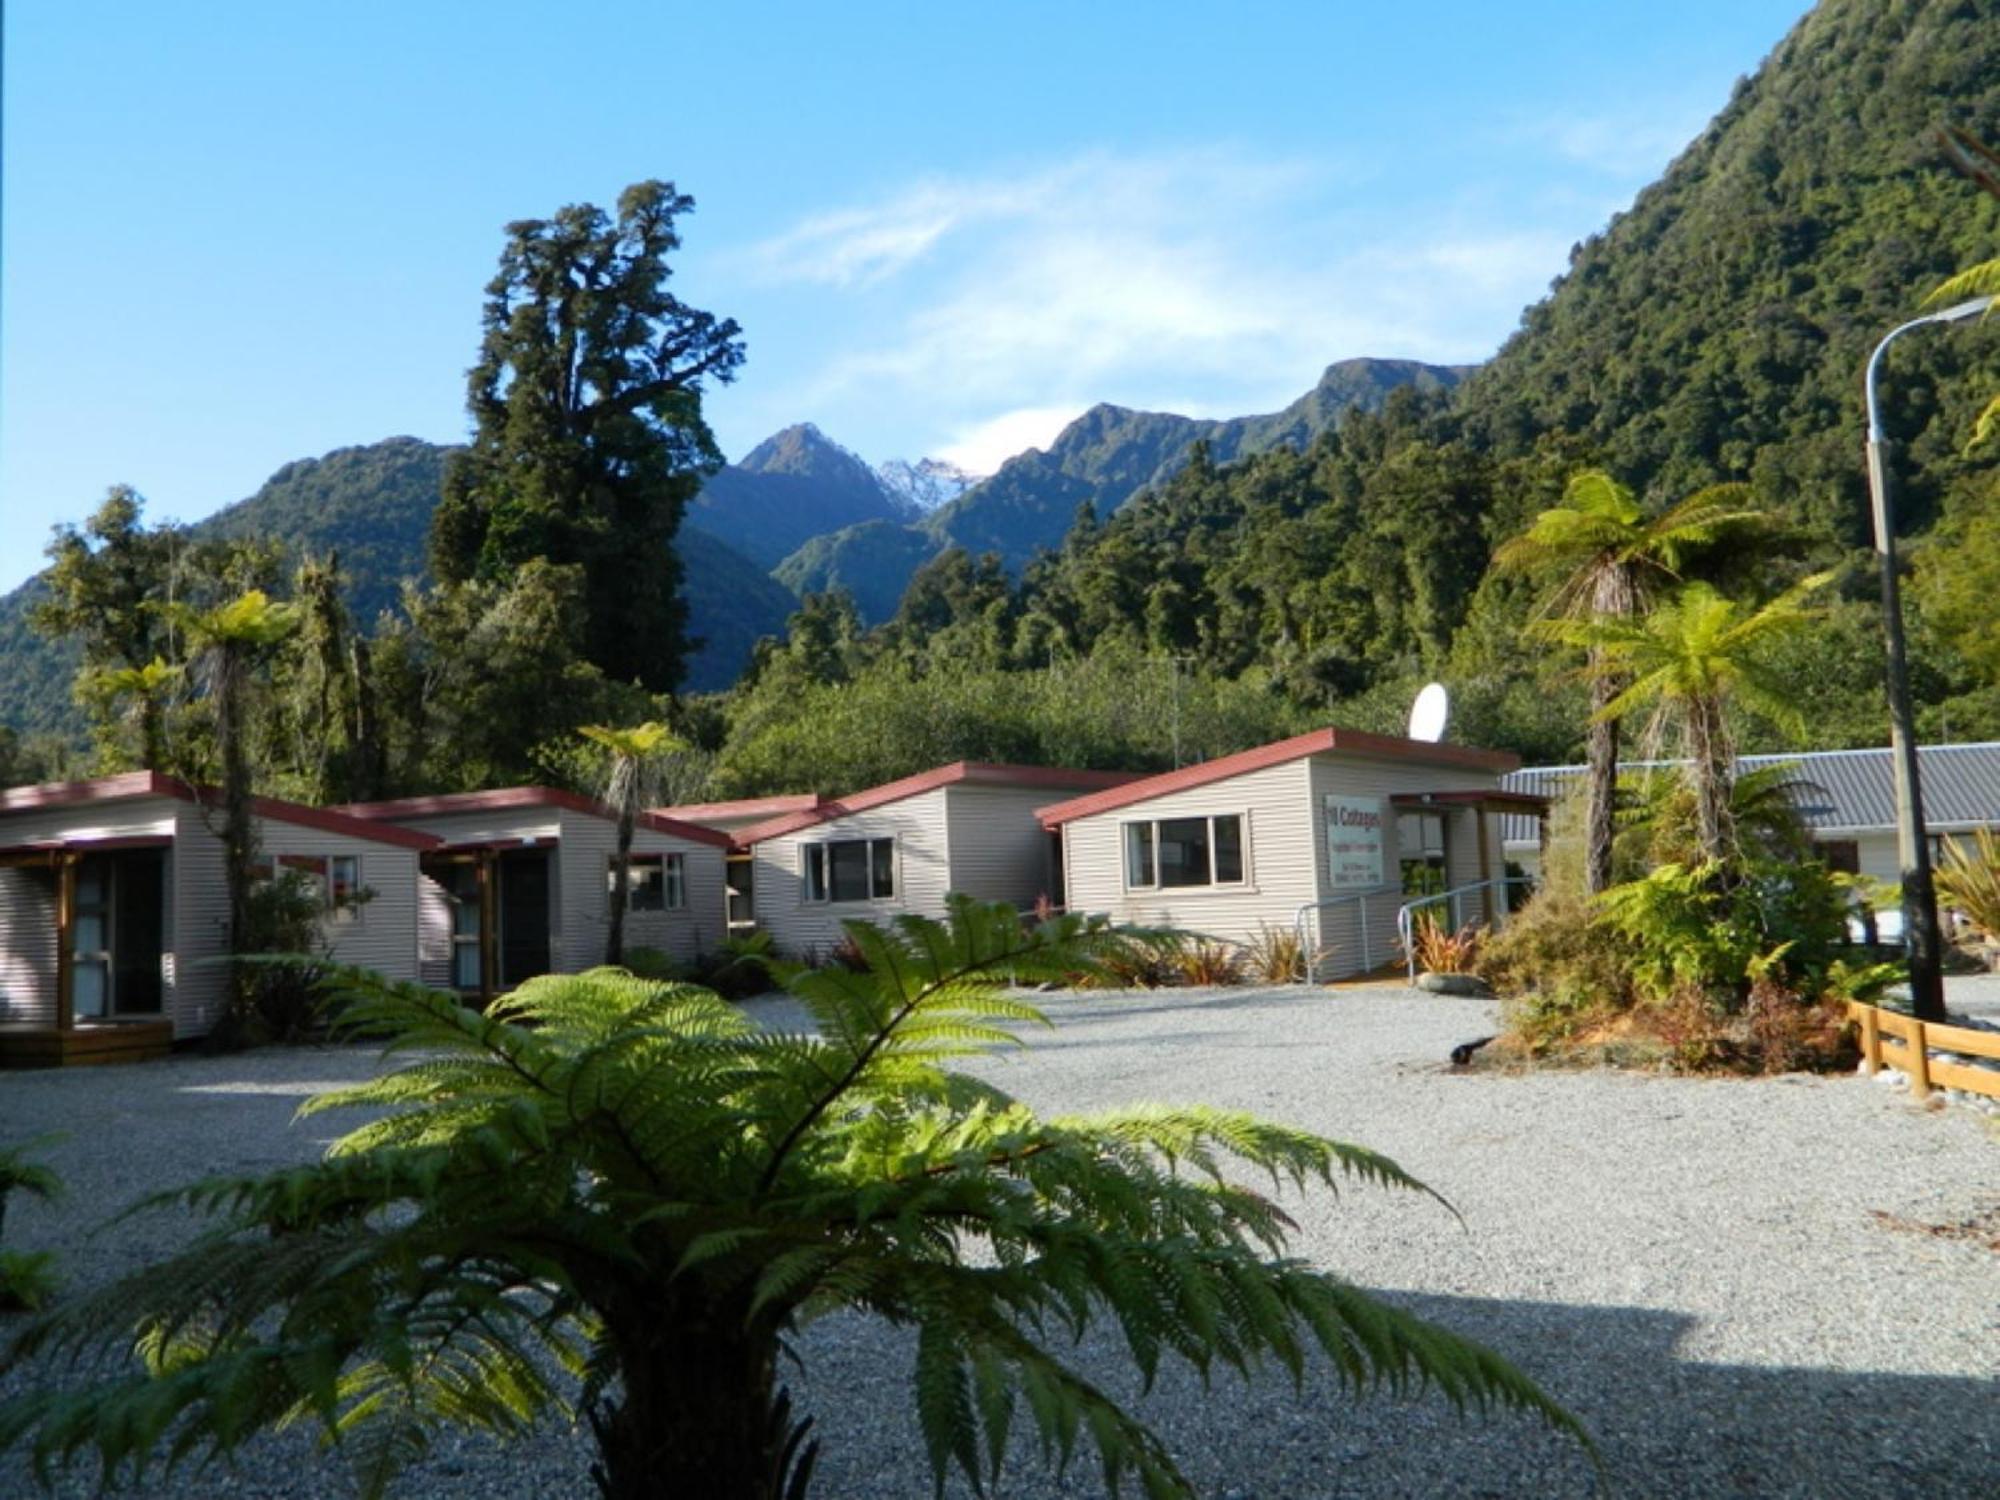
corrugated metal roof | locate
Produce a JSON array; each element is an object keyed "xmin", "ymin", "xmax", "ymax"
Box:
[{"xmin": 1499, "ymin": 742, "xmax": 2000, "ymax": 847}]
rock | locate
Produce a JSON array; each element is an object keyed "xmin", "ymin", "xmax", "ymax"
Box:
[{"xmin": 1417, "ymin": 972, "xmax": 1488, "ymax": 997}]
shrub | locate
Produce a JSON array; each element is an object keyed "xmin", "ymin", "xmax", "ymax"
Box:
[
  {"xmin": 1594, "ymin": 857, "xmax": 1859, "ymax": 1008},
  {"xmin": 1169, "ymin": 936, "xmax": 1244, "ymax": 987},
  {"xmin": 0, "ymin": 899, "xmax": 1581, "ymax": 1497},
  {"xmin": 1243, "ymin": 921, "xmax": 1312, "ymax": 984},
  {"xmin": 619, "ymin": 945, "xmax": 684, "ymax": 982},
  {"xmin": 689, "ymin": 930, "xmax": 777, "ymax": 999},
  {"xmin": 1937, "ymin": 826, "xmax": 2000, "ymax": 944},
  {"xmin": 1482, "ymin": 890, "xmax": 1636, "ymax": 1052},
  {"xmin": 215, "ymin": 869, "xmax": 339, "ymax": 1048},
  {"xmin": 0, "ymin": 1139, "xmax": 63, "ymax": 1314},
  {"xmin": 1408, "ymin": 914, "xmax": 1484, "ymax": 976}
]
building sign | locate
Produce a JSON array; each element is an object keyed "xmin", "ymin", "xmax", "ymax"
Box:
[{"xmin": 1324, "ymin": 795, "xmax": 1386, "ymax": 889}]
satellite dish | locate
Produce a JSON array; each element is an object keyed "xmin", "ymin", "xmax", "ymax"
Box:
[{"xmin": 1408, "ymin": 682, "xmax": 1450, "ymax": 743}]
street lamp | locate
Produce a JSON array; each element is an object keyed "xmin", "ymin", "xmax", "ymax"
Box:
[{"xmin": 1862, "ymin": 293, "xmax": 1993, "ymax": 1023}]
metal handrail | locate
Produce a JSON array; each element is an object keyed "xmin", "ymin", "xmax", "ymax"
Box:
[
  {"xmin": 1293, "ymin": 893, "xmax": 1377, "ymax": 984},
  {"xmin": 1396, "ymin": 877, "xmax": 1532, "ymax": 984}
]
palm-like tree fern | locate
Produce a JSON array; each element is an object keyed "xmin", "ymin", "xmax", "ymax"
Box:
[
  {"xmin": 1494, "ymin": 470, "xmax": 1765, "ymax": 895},
  {"xmin": 0, "ymin": 900, "xmax": 1581, "ymax": 1499},
  {"xmin": 1557, "ymin": 578, "xmax": 1827, "ymax": 865},
  {"xmin": 577, "ymin": 720, "xmax": 688, "ymax": 965}
]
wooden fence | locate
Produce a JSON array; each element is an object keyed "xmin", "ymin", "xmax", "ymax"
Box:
[{"xmin": 1848, "ymin": 1000, "xmax": 2000, "ymax": 1103}]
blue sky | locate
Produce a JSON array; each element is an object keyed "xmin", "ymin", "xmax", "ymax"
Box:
[{"xmin": 1, "ymin": 0, "xmax": 1809, "ymax": 593}]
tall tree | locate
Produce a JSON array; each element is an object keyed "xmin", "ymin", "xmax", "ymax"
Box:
[
  {"xmin": 431, "ymin": 181, "xmax": 744, "ymax": 693},
  {"xmin": 179, "ymin": 591, "xmax": 299, "ymax": 967},
  {"xmin": 1493, "ymin": 472, "xmax": 1764, "ymax": 893},
  {"xmin": 578, "ymin": 720, "xmax": 686, "ymax": 966},
  {"xmin": 1560, "ymin": 577, "xmax": 1827, "ymax": 865},
  {"xmin": 33, "ymin": 488, "xmax": 280, "ymax": 771}
]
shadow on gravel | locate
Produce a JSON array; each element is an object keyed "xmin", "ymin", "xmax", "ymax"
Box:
[{"xmin": 1304, "ymin": 1290, "xmax": 1999, "ymax": 1499}]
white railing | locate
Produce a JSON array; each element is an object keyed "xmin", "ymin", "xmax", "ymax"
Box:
[
  {"xmin": 1292, "ymin": 892, "xmax": 1383, "ymax": 984},
  {"xmin": 1395, "ymin": 877, "xmax": 1533, "ymax": 985}
]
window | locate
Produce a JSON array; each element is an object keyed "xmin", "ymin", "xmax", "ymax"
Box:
[
  {"xmin": 329, "ymin": 856, "xmax": 360, "ymax": 923},
  {"xmin": 804, "ymin": 838, "xmax": 894, "ymax": 902},
  {"xmin": 440, "ymin": 861, "xmax": 482, "ymax": 991},
  {"xmin": 1397, "ymin": 812, "xmax": 1447, "ymax": 896},
  {"xmin": 1122, "ymin": 815, "xmax": 1246, "ymax": 890},
  {"xmin": 253, "ymin": 853, "xmax": 363, "ymax": 922},
  {"xmin": 611, "ymin": 853, "xmax": 685, "ymax": 912},
  {"xmin": 1817, "ymin": 839, "xmax": 1860, "ymax": 875}
]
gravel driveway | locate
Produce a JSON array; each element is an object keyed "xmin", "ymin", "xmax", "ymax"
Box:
[{"xmin": 2, "ymin": 981, "xmax": 1995, "ymax": 1499}]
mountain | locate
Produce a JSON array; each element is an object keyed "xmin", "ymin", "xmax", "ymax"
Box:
[
  {"xmin": 772, "ymin": 519, "xmax": 946, "ymax": 624},
  {"xmin": 877, "ymin": 457, "xmax": 981, "ymax": 515},
  {"xmin": 686, "ymin": 423, "xmax": 909, "ymax": 567},
  {"xmin": 1451, "ymin": 0, "xmax": 2000, "ymax": 543},
  {"xmin": 0, "ymin": 437, "xmax": 800, "ymax": 740},
  {"xmin": 775, "ymin": 357, "xmax": 1470, "ymax": 621}
]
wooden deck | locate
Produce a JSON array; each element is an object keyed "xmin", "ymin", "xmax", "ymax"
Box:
[{"xmin": 0, "ymin": 1020, "xmax": 176, "ymax": 1069}]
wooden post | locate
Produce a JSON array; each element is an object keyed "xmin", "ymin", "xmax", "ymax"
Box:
[
  {"xmin": 477, "ymin": 854, "xmax": 497, "ymax": 1008},
  {"xmin": 1475, "ymin": 806, "xmax": 1496, "ymax": 924},
  {"xmin": 1859, "ymin": 1004, "xmax": 1881, "ymax": 1075},
  {"xmin": 1905, "ymin": 1017, "xmax": 1931, "ymax": 1100},
  {"xmin": 54, "ymin": 852, "xmax": 76, "ymax": 1032}
]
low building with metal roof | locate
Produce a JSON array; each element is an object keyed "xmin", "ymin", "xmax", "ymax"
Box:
[{"xmin": 1501, "ymin": 742, "xmax": 2000, "ymax": 896}]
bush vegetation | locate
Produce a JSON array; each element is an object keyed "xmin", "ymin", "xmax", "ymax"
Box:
[{"xmin": 0, "ymin": 1140, "xmax": 63, "ymax": 1315}]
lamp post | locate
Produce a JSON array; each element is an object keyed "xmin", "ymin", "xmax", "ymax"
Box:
[{"xmin": 1862, "ymin": 294, "xmax": 1993, "ymax": 1023}]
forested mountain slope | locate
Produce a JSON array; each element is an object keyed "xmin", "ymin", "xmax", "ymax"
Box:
[
  {"xmin": 1455, "ymin": 0, "xmax": 2000, "ymax": 542},
  {"xmin": 777, "ymin": 357, "xmax": 1468, "ymax": 621},
  {"xmin": 0, "ymin": 437, "xmax": 799, "ymax": 739}
]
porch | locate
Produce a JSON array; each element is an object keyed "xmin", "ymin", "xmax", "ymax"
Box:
[
  {"xmin": 0, "ymin": 839, "xmax": 173, "ymax": 1068},
  {"xmin": 0, "ymin": 1019, "xmax": 175, "ymax": 1069}
]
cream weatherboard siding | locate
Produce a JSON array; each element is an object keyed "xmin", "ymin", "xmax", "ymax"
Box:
[
  {"xmin": 1061, "ymin": 759, "xmax": 1318, "ymax": 951},
  {"xmin": 1059, "ymin": 753, "xmax": 1512, "ymax": 980},
  {"xmin": 389, "ymin": 809, "xmax": 562, "ymax": 992},
  {"xmin": 0, "ymin": 867, "xmax": 60, "ymax": 1027},
  {"xmin": 1305, "ymin": 755, "xmax": 1505, "ymax": 977},
  {"xmin": 750, "ymin": 791, "xmax": 953, "ymax": 958},
  {"xmin": 171, "ymin": 805, "xmax": 423, "ymax": 1039},
  {"xmin": 943, "ymin": 784, "xmax": 1064, "ymax": 908},
  {"xmin": 554, "ymin": 810, "xmax": 726, "ymax": 970},
  {"xmin": 418, "ymin": 875, "xmax": 455, "ymax": 990},
  {"xmin": 396, "ymin": 806, "xmax": 726, "ymax": 987},
  {"xmin": 0, "ymin": 796, "xmax": 179, "ymax": 1030}
]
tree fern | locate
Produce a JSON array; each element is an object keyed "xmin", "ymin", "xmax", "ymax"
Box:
[{"xmin": 0, "ymin": 898, "xmax": 1586, "ymax": 1498}]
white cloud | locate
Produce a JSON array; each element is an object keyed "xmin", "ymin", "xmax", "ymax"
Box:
[
  {"xmin": 730, "ymin": 145, "xmax": 1595, "ymax": 461},
  {"xmin": 933, "ymin": 405, "xmax": 1087, "ymax": 475},
  {"xmin": 1511, "ymin": 100, "xmax": 1717, "ymax": 179}
]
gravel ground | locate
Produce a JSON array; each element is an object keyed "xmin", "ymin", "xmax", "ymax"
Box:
[{"xmin": 2, "ymin": 978, "xmax": 1996, "ymax": 1499}]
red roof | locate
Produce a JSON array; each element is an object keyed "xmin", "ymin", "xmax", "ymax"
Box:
[
  {"xmin": 335, "ymin": 785, "xmax": 734, "ymax": 849},
  {"xmin": 1035, "ymin": 728, "xmax": 1522, "ymax": 828},
  {"xmin": 0, "ymin": 771, "xmax": 441, "ymax": 851},
  {"xmin": 655, "ymin": 793, "xmax": 824, "ymax": 823},
  {"xmin": 732, "ymin": 762, "xmax": 1142, "ymax": 846}
]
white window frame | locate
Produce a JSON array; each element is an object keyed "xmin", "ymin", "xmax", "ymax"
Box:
[
  {"xmin": 1121, "ymin": 813, "xmax": 1248, "ymax": 892},
  {"xmin": 612, "ymin": 852, "xmax": 686, "ymax": 913},
  {"xmin": 802, "ymin": 836, "xmax": 896, "ymax": 904},
  {"xmin": 256, "ymin": 852, "xmax": 364, "ymax": 924}
]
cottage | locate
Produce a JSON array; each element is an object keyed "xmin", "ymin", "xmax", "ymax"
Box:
[
  {"xmin": 656, "ymin": 795, "xmax": 828, "ymax": 933},
  {"xmin": 1501, "ymin": 743, "xmax": 2000, "ymax": 903},
  {"xmin": 336, "ymin": 788, "xmax": 731, "ymax": 999},
  {"xmin": 0, "ymin": 772, "xmax": 433, "ymax": 1066},
  {"xmin": 1037, "ymin": 728, "xmax": 1536, "ymax": 980},
  {"xmin": 730, "ymin": 762, "xmax": 1138, "ymax": 958}
]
